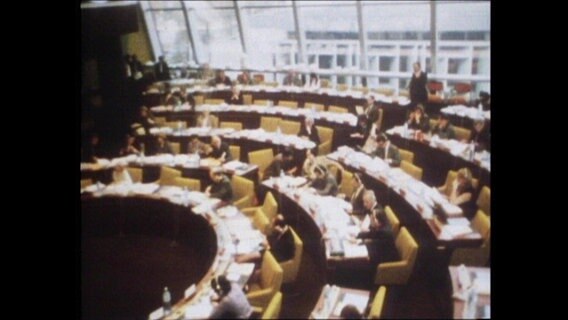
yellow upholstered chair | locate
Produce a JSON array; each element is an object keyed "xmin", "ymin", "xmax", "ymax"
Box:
[
  {"xmin": 374, "ymin": 227, "xmax": 418, "ymax": 285},
  {"xmin": 336, "ymin": 84, "xmax": 348, "ymax": 91},
  {"xmin": 194, "ymin": 95, "xmax": 204, "ymax": 106},
  {"xmin": 204, "ymin": 98, "xmax": 225, "ymax": 105},
  {"xmin": 384, "ymin": 206, "xmax": 401, "ymax": 238},
  {"xmin": 248, "ymin": 149, "xmax": 274, "ymax": 182},
  {"xmin": 450, "ymin": 210, "xmax": 490, "ymax": 267},
  {"xmin": 279, "ymin": 120, "xmax": 300, "ymax": 135},
  {"xmin": 158, "ymin": 166, "xmax": 182, "ymax": 186},
  {"xmin": 453, "ymin": 126, "xmax": 472, "ymax": 141},
  {"xmin": 260, "ymin": 291, "xmax": 282, "ymax": 319},
  {"xmin": 81, "ymin": 178, "xmax": 93, "ymax": 189},
  {"xmin": 264, "ymin": 81, "xmax": 279, "ymax": 87},
  {"xmin": 229, "ymin": 145, "xmax": 240, "ymax": 162},
  {"xmin": 170, "ymin": 142, "xmax": 180, "ymax": 155},
  {"xmin": 316, "ymin": 126, "xmax": 334, "ymax": 156},
  {"xmin": 260, "ymin": 116, "xmax": 281, "ymax": 132},
  {"xmin": 154, "ymin": 116, "xmax": 166, "ymax": 126},
  {"xmin": 305, "ymin": 103, "xmax": 325, "ymax": 112},
  {"xmin": 242, "ymin": 192, "xmax": 278, "ymax": 222},
  {"xmin": 398, "ymin": 89, "xmax": 410, "ymax": 98},
  {"xmin": 328, "ymin": 105, "xmax": 349, "ymax": 114},
  {"xmin": 440, "ymin": 170, "xmax": 479, "ymax": 197},
  {"xmin": 247, "ymin": 251, "xmax": 283, "ymax": 309},
  {"xmin": 220, "ymin": 121, "xmax": 243, "ymax": 131},
  {"xmin": 243, "ymin": 94, "xmax": 253, "ymax": 105},
  {"xmin": 429, "ymin": 119, "xmax": 438, "ymax": 132},
  {"xmin": 278, "ymin": 100, "xmax": 298, "ymax": 109},
  {"xmin": 372, "ymin": 87, "xmax": 395, "ymax": 97},
  {"xmin": 172, "ymin": 176, "xmax": 201, "ymax": 191},
  {"xmin": 400, "ymin": 160, "xmax": 423, "ymax": 181},
  {"xmin": 127, "ymin": 167, "xmax": 143, "ymax": 183},
  {"xmin": 280, "ymin": 227, "xmax": 303, "ymax": 284},
  {"xmin": 398, "ymin": 148, "xmax": 414, "ymax": 164},
  {"xmin": 164, "ymin": 121, "xmax": 187, "ymax": 130},
  {"xmin": 368, "ymin": 286, "xmax": 387, "ymax": 319},
  {"xmin": 351, "ymin": 86, "xmax": 369, "ymax": 94},
  {"xmin": 231, "ymin": 175, "xmax": 255, "ymax": 210},
  {"xmin": 254, "ymin": 99, "xmax": 271, "ymax": 106},
  {"xmin": 251, "ymin": 208, "xmax": 270, "ymax": 235},
  {"xmin": 339, "ymin": 170, "xmax": 355, "ymax": 199},
  {"xmin": 477, "ymin": 186, "xmax": 491, "ymax": 216}
]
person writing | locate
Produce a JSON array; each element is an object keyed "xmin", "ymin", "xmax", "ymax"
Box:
[
  {"xmin": 209, "ymin": 275, "xmax": 253, "ymax": 319},
  {"xmin": 308, "ymin": 164, "xmax": 338, "ymax": 196},
  {"xmin": 409, "ymin": 62, "xmax": 428, "ymax": 107},
  {"xmin": 205, "ymin": 167, "xmax": 233, "ymax": 203},
  {"xmin": 373, "ymin": 133, "xmax": 401, "ymax": 167},
  {"xmin": 207, "ymin": 135, "xmax": 233, "ymax": 163},
  {"xmin": 264, "ymin": 147, "xmax": 298, "ymax": 178}
]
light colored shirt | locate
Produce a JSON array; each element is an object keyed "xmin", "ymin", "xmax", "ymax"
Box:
[{"xmin": 210, "ymin": 283, "xmax": 252, "ymax": 319}]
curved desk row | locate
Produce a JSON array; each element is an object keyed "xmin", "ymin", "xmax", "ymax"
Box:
[
  {"xmin": 386, "ymin": 126, "xmax": 490, "ymax": 187},
  {"xmin": 143, "ymin": 86, "xmax": 410, "ymax": 131},
  {"xmin": 82, "ymin": 185, "xmax": 265, "ymax": 319}
]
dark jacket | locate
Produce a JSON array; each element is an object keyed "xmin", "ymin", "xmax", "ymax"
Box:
[
  {"xmin": 409, "ymin": 71, "xmax": 428, "ymax": 104},
  {"xmin": 209, "ymin": 175, "xmax": 233, "ymax": 202},
  {"xmin": 299, "ymin": 125, "xmax": 321, "ymax": 146},
  {"xmin": 373, "ymin": 143, "xmax": 402, "ymax": 167},
  {"xmin": 268, "ymin": 227, "xmax": 296, "ymax": 263},
  {"xmin": 209, "ymin": 142, "xmax": 233, "ymax": 162}
]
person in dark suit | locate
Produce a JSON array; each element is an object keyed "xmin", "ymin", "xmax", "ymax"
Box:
[
  {"xmin": 155, "ymin": 134, "xmax": 173, "ymax": 154},
  {"xmin": 299, "ymin": 116, "xmax": 321, "ymax": 147},
  {"xmin": 210, "ymin": 70, "xmax": 232, "ymax": 86},
  {"xmin": 130, "ymin": 54, "xmax": 144, "ymax": 80},
  {"xmin": 226, "ymin": 85, "xmax": 244, "ymax": 105},
  {"xmin": 406, "ymin": 104, "xmax": 430, "ymax": 132},
  {"xmin": 205, "ymin": 167, "xmax": 233, "ymax": 203},
  {"xmin": 470, "ymin": 91, "xmax": 491, "ymax": 111},
  {"xmin": 154, "ymin": 56, "xmax": 171, "ymax": 81},
  {"xmin": 308, "ymin": 164, "xmax": 338, "ymax": 196},
  {"xmin": 363, "ymin": 95, "xmax": 380, "ymax": 143},
  {"xmin": 409, "ymin": 62, "xmax": 428, "ymax": 107},
  {"xmin": 373, "ymin": 133, "xmax": 401, "ymax": 167},
  {"xmin": 209, "ymin": 275, "xmax": 253, "ymax": 319},
  {"xmin": 118, "ymin": 134, "xmax": 140, "ymax": 156},
  {"xmin": 282, "ymin": 70, "xmax": 302, "ymax": 86},
  {"xmin": 208, "ymin": 135, "xmax": 233, "ymax": 163},
  {"xmin": 431, "ymin": 114, "xmax": 456, "ymax": 140},
  {"xmin": 349, "ymin": 173, "xmax": 367, "ymax": 217},
  {"xmin": 82, "ymin": 133, "xmax": 101, "ymax": 163},
  {"xmin": 438, "ymin": 167, "xmax": 477, "ymax": 219},
  {"xmin": 264, "ymin": 147, "xmax": 298, "ymax": 178},
  {"xmin": 355, "ymin": 191, "xmax": 398, "ymax": 265},
  {"xmin": 237, "ymin": 70, "xmax": 254, "ymax": 85},
  {"xmin": 470, "ymin": 120, "xmax": 490, "ymax": 152}
]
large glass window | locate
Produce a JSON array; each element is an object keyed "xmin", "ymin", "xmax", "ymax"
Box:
[
  {"xmin": 240, "ymin": 5, "xmax": 296, "ymax": 70},
  {"xmin": 150, "ymin": 10, "xmax": 192, "ymax": 65},
  {"xmin": 185, "ymin": 1, "xmax": 243, "ymax": 69}
]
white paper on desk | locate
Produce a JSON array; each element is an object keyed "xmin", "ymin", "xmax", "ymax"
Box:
[
  {"xmin": 148, "ymin": 307, "xmax": 164, "ymax": 320},
  {"xmin": 184, "ymin": 284, "xmax": 196, "ymax": 298},
  {"xmin": 216, "ymin": 205, "xmax": 239, "ymax": 218},
  {"xmin": 474, "ymin": 271, "xmax": 490, "ymax": 295},
  {"xmin": 360, "ymin": 214, "xmax": 371, "ymax": 231},
  {"xmin": 226, "ymin": 262, "xmax": 255, "ymax": 276},
  {"xmin": 447, "ymin": 217, "xmax": 470, "ymax": 227},
  {"xmin": 185, "ymin": 301, "xmax": 214, "ymax": 319},
  {"xmin": 343, "ymin": 241, "xmax": 368, "ymax": 258},
  {"xmin": 441, "ymin": 225, "xmax": 473, "ymax": 238},
  {"xmin": 333, "ymin": 292, "xmax": 368, "ymax": 316},
  {"xmin": 441, "ymin": 202, "xmax": 463, "ymax": 216}
]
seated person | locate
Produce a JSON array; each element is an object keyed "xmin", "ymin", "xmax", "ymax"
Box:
[
  {"xmin": 155, "ymin": 134, "xmax": 173, "ymax": 154},
  {"xmin": 308, "ymin": 164, "xmax": 338, "ymax": 196},
  {"xmin": 164, "ymin": 87, "xmax": 184, "ymax": 106},
  {"xmin": 355, "ymin": 191, "xmax": 398, "ymax": 265},
  {"xmin": 264, "ymin": 147, "xmax": 298, "ymax": 178},
  {"xmin": 237, "ymin": 70, "xmax": 254, "ymax": 85},
  {"xmin": 349, "ymin": 173, "xmax": 367, "ymax": 217},
  {"xmin": 299, "ymin": 116, "xmax": 321, "ymax": 148},
  {"xmin": 282, "ymin": 70, "xmax": 302, "ymax": 87},
  {"xmin": 118, "ymin": 134, "xmax": 140, "ymax": 156},
  {"xmin": 469, "ymin": 120, "xmax": 490, "ymax": 152},
  {"xmin": 438, "ymin": 168, "xmax": 477, "ymax": 219},
  {"xmin": 431, "ymin": 114, "xmax": 456, "ymax": 140},
  {"xmin": 302, "ymin": 148, "xmax": 318, "ymax": 179},
  {"xmin": 196, "ymin": 110, "xmax": 218, "ymax": 128},
  {"xmin": 112, "ymin": 162, "xmax": 132, "ymax": 185},
  {"xmin": 350, "ymin": 114, "xmax": 369, "ymax": 145},
  {"xmin": 226, "ymin": 85, "xmax": 244, "ymax": 105},
  {"xmin": 471, "ymin": 90, "xmax": 491, "ymax": 111},
  {"xmin": 406, "ymin": 104, "xmax": 430, "ymax": 132},
  {"xmin": 187, "ymin": 137, "xmax": 208, "ymax": 156},
  {"xmin": 209, "ymin": 275, "xmax": 253, "ymax": 319},
  {"xmin": 373, "ymin": 133, "xmax": 401, "ymax": 167},
  {"xmin": 209, "ymin": 69, "xmax": 232, "ymax": 87},
  {"xmin": 304, "ymin": 72, "xmax": 320, "ymax": 89},
  {"xmin": 340, "ymin": 305, "xmax": 363, "ymax": 319},
  {"xmin": 205, "ymin": 167, "xmax": 233, "ymax": 203},
  {"xmin": 131, "ymin": 106, "xmax": 156, "ymax": 136},
  {"xmin": 207, "ymin": 135, "xmax": 232, "ymax": 163},
  {"xmin": 81, "ymin": 133, "xmax": 101, "ymax": 163},
  {"xmin": 236, "ymin": 214, "xmax": 296, "ymax": 265}
]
